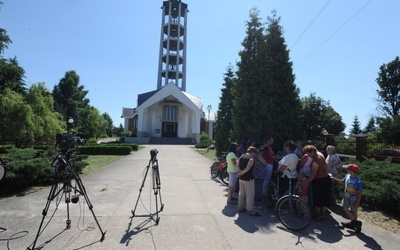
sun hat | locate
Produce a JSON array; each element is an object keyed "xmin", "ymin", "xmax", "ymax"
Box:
[{"xmin": 344, "ymin": 164, "xmax": 360, "ymax": 173}]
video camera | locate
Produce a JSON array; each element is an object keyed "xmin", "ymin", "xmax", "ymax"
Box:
[{"xmin": 56, "ymin": 131, "xmax": 87, "ymax": 153}]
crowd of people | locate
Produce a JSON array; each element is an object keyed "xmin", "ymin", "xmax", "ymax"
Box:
[{"xmin": 224, "ymin": 138, "xmax": 363, "ymax": 233}]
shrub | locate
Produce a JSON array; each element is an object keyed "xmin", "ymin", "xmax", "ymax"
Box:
[
  {"xmin": 86, "ymin": 138, "xmax": 98, "ymax": 144},
  {"xmin": 336, "ymin": 138, "xmax": 356, "ymax": 155},
  {"xmin": 90, "ymin": 142, "xmax": 138, "ymax": 151},
  {"xmin": 195, "ymin": 132, "xmax": 214, "ymax": 149},
  {"xmin": 0, "ymin": 147, "xmax": 89, "ymax": 196},
  {"xmin": 0, "ymin": 148, "xmax": 54, "ymax": 194}
]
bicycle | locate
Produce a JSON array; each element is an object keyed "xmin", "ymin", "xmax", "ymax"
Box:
[
  {"xmin": 210, "ymin": 152, "xmax": 229, "ymax": 185},
  {"xmin": 265, "ymin": 171, "xmax": 311, "ymax": 231}
]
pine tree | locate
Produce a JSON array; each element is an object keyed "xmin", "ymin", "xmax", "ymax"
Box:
[
  {"xmin": 350, "ymin": 115, "xmax": 362, "ymax": 135},
  {"xmin": 214, "ymin": 64, "xmax": 236, "ymax": 156},
  {"xmin": 52, "ymin": 70, "xmax": 90, "ymax": 126},
  {"xmin": 363, "ymin": 116, "xmax": 376, "ymax": 134}
]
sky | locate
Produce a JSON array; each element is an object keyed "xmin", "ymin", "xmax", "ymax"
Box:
[{"xmin": 1, "ymin": 0, "xmax": 399, "ymax": 134}]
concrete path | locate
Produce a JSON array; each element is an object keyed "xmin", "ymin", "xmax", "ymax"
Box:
[{"xmin": 0, "ymin": 145, "xmax": 399, "ymax": 249}]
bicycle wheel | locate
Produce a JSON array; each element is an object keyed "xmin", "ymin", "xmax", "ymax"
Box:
[
  {"xmin": 276, "ymin": 195, "xmax": 311, "ymax": 231},
  {"xmin": 265, "ymin": 181, "xmax": 276, "ymax": 209},
  {"xmin": 220, "ymin": 166, "xmax": 229, "ymax": 185},
  {"xmin": 210, "ymin": 162, "xmax": 220, "ymax": 179}
]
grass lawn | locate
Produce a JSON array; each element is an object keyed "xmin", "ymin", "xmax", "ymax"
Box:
[
  {"xmin": 82, "ymin": 155, "xmax": 126, "ymax": 175},
  {"xmin": 193, "ymin": 148, "xmax": 218, "ymax": 161},
  {"xmin": 82, "ymin": 146, "xmax": 145, "ymax": 175}
]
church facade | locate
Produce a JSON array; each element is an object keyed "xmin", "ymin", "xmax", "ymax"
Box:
[{"xmin": 121, "ymin": 0, "xmax": 207, "ymax": 144}]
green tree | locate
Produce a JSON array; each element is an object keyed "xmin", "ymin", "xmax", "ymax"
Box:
[
  {"xmin": 376, "ymin": 56, "xmax": 400, "ymax": 118},
  {"xmin": 77, "ymin": 106, "xmax": 107, "ymax": 139},
  {"xmin": 376, "ymin": 115, "xmax": 400, "ymax": 144},
  {"xmin": 363, "ymin": 116, "xmax": 376, "ymax": 134},
  {"xmin": 113, "ymin": 124, "xmax": 124, "ymax": 137},
  {"xmin": 232, "ymin": 9, "xmax": 301, "ymax": 148},
  {"xmin": 0, "ymin": 57, "xmax": 26, "ymax": 94},
  {"xmin": 300, "ymin": 94, "xmax": 324, "ymax": 140},
  {"xmin": 300, "ymin": 93, "xmax": 345, "ymax": 139},
  {"xmin": 102, "ymin": 112, "xmax": 114, "ymax": 137},
  {"xmin": 0, "ymin": 8, "xmax": 26, "ymax": 94},
  {"xmin": 261, "ymin": 10, "xmax": 301, "ymax": 146},
  {"xmin": 0, "ymin": 15, "xmax": 12, "ymax": 54},
  {"xmin": 233, "ymin": 7, "xmax": 266, "ymax": 142},
  {"xmin": 323, "ymin": 106, "xmax": 346, "ymax": 136},
  {"xmin": 350, "ymin": 115, "xmax": 362, "ymax": 135},
  {"xmin": 52, "ymin": 70, "xmax": 90, "ymax": 128},
  {"xmin": 0, "ymin": 89, "xmax": 34, "ymax": 146},
  {"xmin": 214, "ymin": 64, "xmax": 236, "ymax": 156},
  {"xmin": 25, "ymin": 82, "xmax": 66, "ymax": 144}
]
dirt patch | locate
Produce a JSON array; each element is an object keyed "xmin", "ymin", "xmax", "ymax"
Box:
[{"xmin": 358, "ymin": 208, "xmax": 400, "ymax": 236}]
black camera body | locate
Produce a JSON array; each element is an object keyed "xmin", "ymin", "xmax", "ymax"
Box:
[
  {"xmin": 150, "ymin": 149, "xmax": 158, "ymax": 159},
  {"xmin": 56, "ymin": 132, "xmax": 86, "ymax": 153}
]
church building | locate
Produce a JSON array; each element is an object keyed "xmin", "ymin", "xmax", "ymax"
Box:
[{"xmin": 121, "ymin": 0, "xmax": 209, "ymax": 144}]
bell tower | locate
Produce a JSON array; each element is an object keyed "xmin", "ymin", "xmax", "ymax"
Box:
[{"xmin": 157, "ymin": 0, "xmax": 188, "ymax": 91}]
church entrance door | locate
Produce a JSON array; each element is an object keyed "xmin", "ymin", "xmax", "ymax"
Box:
[{"xmin": 162, "ymin": 122, "xmax": 177, "ymax": 138}]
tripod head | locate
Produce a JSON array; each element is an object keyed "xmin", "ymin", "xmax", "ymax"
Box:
[
  {"xmin": 56, "ymin": 131, "xmax": 86, "ymax": 155},
  {"xmin": 53, "ymin": 130, "xmax": 87, "ymax": 175},
  {"xmin": 150, "ymin": 149, "xmax": 158, "ymax": 161}
]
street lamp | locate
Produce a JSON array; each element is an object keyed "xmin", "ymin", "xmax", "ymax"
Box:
[
  {"xmin": 207, "ymin": 105, "xmax": 212, "ymax": 133},
  {"xmin": 207, "ymin": 105, "xmax": 212, "ymax": 150}
]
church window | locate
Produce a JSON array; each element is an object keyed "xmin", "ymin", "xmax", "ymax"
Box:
[{"xmin": 164, "ymin": 105, "xmax": 177, "ymax": 121}]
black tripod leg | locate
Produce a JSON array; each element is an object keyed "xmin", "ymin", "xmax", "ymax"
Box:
[
  {"xmin": 152, "ymin": 168, "xmax": 160, "ymax": 224},
  {"xmin": 64, "ymin": 184, "xmax": 71, "ymax": 229},
  {"xmin": 29, "ymin": 179, "xmax": 63, "ymax": 250},
  {"xmin": 154, "ymin": 161, "xmax": 164, "ymax": 212},
  {"xmin": 73, "ymin": 174, "xmax": 106, "ymax": 242},
  {"xmin": 131, "ymin": 159, "xmax": 152, "ymax": 217},
  {"xmin": 151, "ymin": 159, "xmax": 164, "ymax": 225}
]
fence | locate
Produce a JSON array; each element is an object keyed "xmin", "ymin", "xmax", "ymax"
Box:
[{"xmin": 324, "ymin": 134, "xmax": 400, "ymax": 161}]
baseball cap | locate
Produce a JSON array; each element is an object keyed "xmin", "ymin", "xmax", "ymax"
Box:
[{"xmin": 344, "ymin": 164, "xmax": 360, "ymax": 173}]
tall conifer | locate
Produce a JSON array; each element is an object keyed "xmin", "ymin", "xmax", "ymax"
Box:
[
  {"xmin": 232, "ymin": 9, "xmax": 301, "ymax": 147},
  {"xmin": 263, "ymin": 11, "xmax": 301, "ymax": 146},
  {"xmin": 233, "ymin": 8, "xmax": 266, "ymax": 142},
  {"xmin": 214, "ymin": 64, "xmax": 236, "ymax": 155}
]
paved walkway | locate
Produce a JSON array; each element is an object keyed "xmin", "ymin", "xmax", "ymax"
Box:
[{"xmin": 0, "ymin": 145, "xmax": 399, "ymax": 249}]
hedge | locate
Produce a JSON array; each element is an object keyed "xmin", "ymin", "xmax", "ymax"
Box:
[{"xmin": 78, "ymin": 145, "xmax": 132, "ymax": 155}]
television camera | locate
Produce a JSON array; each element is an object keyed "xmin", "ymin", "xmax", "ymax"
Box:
[
  {"xmin": 56, "ymin": 131, "xmax": 87, "ymax": 154},
  {"xmin": 53, "ymin": 131, "xmax": 87, "ymax": 173}
]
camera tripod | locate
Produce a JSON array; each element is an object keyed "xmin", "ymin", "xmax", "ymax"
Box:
[
  {"xmin": 28, "ymin": 152, "xmax": 106, "ymax": 250},
  {"xmin": 131, "ymin": 149, "xmax": 164, "ymax": 225}
]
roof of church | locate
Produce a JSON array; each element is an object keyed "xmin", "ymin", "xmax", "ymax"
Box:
[
  {"xmin": 182, "ymin": 91, "xmax": 203, "ymax": 110},
  {"xmin": 138, "ymin": 89, "xmax": 159, "ymax": 106},
  {"xmin": 137, "ymin": 86, "xmax": 203, "ymax": 110}
]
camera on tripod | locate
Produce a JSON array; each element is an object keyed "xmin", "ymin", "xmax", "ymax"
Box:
[
  {"xmin": 52, "ymin": 131, "xmax": 87, "ymax": 173},
  {"xmin": 150, "ymin": 149, "xmax": 158, "ymax": 159},
  {"xmin": 56, "ymin": 131, "xmax": 86, "ymax": 153}
]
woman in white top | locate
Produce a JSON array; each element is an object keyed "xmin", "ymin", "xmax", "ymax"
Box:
[{"xmin": 276, "ymin": 140, "xmax": 298, "ymax": 195}]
